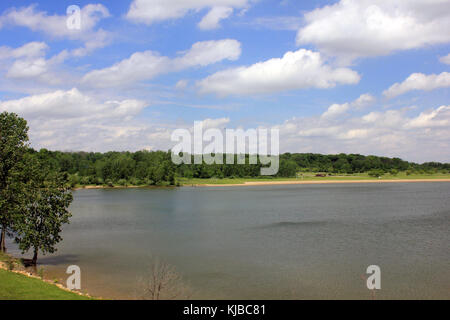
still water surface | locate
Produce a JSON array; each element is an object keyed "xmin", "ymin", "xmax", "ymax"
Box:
[{"xmin": 8, "ymin": 183, "xmax": 450, "ymax": 299}]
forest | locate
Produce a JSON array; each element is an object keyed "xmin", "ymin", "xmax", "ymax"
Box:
[{"xmin": 27, "ymin": 148, "xmax": 450, "ymax": 187}]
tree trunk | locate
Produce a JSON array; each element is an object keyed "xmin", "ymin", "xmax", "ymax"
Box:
[
  {"xmin": 32, "ymin": 249, "xmax": 38, "ymax": 266},
  {"xmin": 0, "ymin": 228, "xmax": 6, "ymax": 252}
]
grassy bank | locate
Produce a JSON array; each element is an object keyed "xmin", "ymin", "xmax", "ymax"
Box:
[
  {"xmin": 0, "ymin": 269, "xmax": 91, "ymax": 300},
  {"xmin": 179, "ymin": 172, "xmax": 450, "ymax": 185},
  {"xmin": 0, "ymin": 252, "xmax": 92, "ymax": 300}
]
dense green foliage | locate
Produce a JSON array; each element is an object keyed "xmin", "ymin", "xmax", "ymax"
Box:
[
  {"xmin": 0, "ymin": 112, "xmax": 29, "ymax": 252},
  {"xmin": 14, "ymin": 155, "xmax": 73, "ymax": 264},
  {"xmin": 1, "ymin": 112, "xmax": 73, "ymax": 266},
  {"xmin": 25, "ymin": 149, "xmax": 450, "ymax": 187}
]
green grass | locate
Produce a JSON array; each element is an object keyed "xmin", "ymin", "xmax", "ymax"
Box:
[
  {"xmin": 0, "ymin": 252, "xmax": 91, "ymax": 300},
  {"xmin": 0, "ymin": 268, "xmax": 92, "ymax": 300},
  {"xmin": 178, "ymin": 172, "xmax": 450, "ymax": 185}
]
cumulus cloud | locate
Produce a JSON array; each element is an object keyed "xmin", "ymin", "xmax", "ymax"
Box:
[
  {"xmin": 0, "ymin": 42, "xmax": 47, "ymax": 79},
  {"xmin": 175, "ymin": 39, "xmax": 241, "ymax": 66},
  {"xmin": 0, "ymin": 4, "xmax": 111, "ymax": 56},
  {"xmin": 383, "ymin": 72, "xmax": 450, "ymax": 98},
  {"xmin": 440, "ymin": 53, "xmax": 450, "ymax": 65},
  {"xmin": 0, "ymin": 41, "xmax": 48, "ymax": 59},
  {"xmin": 0, "ymin": 88, "xmax": 147, "ymax": 120},
  {"xmin": 322, "ymin": 93, "xmax": 375, "ymax": 119},
  {"xmin": 197, "ymin": 49, "xmax": 360, "ymax": 96},
  {"xmin": 321, "ymin": 103, "xmax": 350, "ymax": 119},
  {"xmin": 0, "ymin": 88, "xmax": 155, "ymax": 151},
  {"xmin": 296, "ymin": 0, "xmax": 450, "ymax": 63},
  {"xmin": 198, "ymin": 117, "xmax": 230, "ymax": 130},
  {"xmin": 353, "ymin": 93, "xmax": 376, "ymax": 109},
  {"xmin": 275, "ymin": 104, "xmax": 450, "ymax": 163},
  {"xmin": 0, "ymin": 42, "xmax": 70, "ymax": 83},
  {"xmin": 1, "ymin": 88, "xmax": 448, "ymax": 162},
  {"xmin": 126, "ymin": 0, "xmax": 249, "ymax": 29},
  {"xmin": 7, "ymin": 58, "xmax": 47, "ymax": 79},
  {"xmin": 82, "ymin": 39, "xmax": 241, "ymax": 88},
  {"xmin": 405, "ymin": 105, "xmax": 450, "ymax": 128},
  {"xmin": 0, "ymin": 89, "xmax": 235, "ymax": 152},
  {"xmin": 198, "ymin": 6, "xmax": 233, "ymax": 30}
]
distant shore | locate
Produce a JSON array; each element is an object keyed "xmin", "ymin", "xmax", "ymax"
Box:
[
  {"xmin": 72, "ymin": 178, "xmax": 450, "ymax": 190},
  {"xmin": 196, "ymin": 179, "xmax": 450, "ymax": 187}
]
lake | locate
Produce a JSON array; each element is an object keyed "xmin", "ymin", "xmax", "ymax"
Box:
[{"xmin": 7, "ymin": 183, "xmax": 450, "ymax": 299}]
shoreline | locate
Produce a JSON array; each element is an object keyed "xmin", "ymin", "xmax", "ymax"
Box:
[
  {"xmin": 196, "ymin": 179, "xmax": 450, "ymax": 187},
  {"xmin": 72, "ymin": 178, "xmax": 450, "ymax": 190}
]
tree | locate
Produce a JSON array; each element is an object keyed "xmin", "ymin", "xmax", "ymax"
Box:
[
  {"xmin": 0, "ymin": 112, "xmax": 29, "ymax": 252},
  {"xmin": 368, "ymin": 169, "xmax": 384, "ymax": 178},
  {"xmin": 14, "ymin": 156, "xmax": 73, "ymax": 265},
  {"xmin": 137, "ymin": 259, "xmax": 191, "ymax": 300},
  {"xmin": 277, "ymin": 160, "xmax": 297, "ymax": 177}
]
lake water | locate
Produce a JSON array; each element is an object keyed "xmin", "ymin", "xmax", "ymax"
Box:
[{"xmin": 7, "ymin": 183, "xmax": 450, "ymax": 299}]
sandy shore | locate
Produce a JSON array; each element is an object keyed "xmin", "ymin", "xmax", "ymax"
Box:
[
  {"xmin": 73, "ymin": 179, "xmax": 450, "ymax": 190},
  {"xmin": 197, "ymin": 179, "xmax": 450, "ymax": 187}
]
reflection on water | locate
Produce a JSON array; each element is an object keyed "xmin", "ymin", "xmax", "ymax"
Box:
[{"xmin": 7, "ymin": 183, "xmax": 450, "ymax": 299}]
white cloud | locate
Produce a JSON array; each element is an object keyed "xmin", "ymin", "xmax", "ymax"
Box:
[
  {"xmin": 0, "ymin": 4, "xmax": 111, "ymax": 56},
  {"xmin": 296, "ymin": 0, "xmax": 450, "ymax": 63},
  {"xmin": 0, "ymin": 89, "xmax": 235, "ymax": 152},
  {"xmin": 175, "ymin": 39, "xmax": 241, "ymax": 67},
  {"xmin": 0, "ymin": 88, "xmax": 156, "ymax": 151},
  {"xmin": 7, "ymin": 58, "xmax": 48, "ymax": 79},
  {"xmin": 321, "ymin": 93, "xmax": 375, "ymax": 119},
  {"xmin": 82, "ymin": 39, "xmax": 241, "ymax": 88},
  {"xmin": 2, "ymin": 89, "xmax": 448, "ymax": 162},
  {"xmin": 197, "ymin": 49, "xmax": 360, "ymax": 96},
  {"xmin": 175, "ymin": 79, "xmax": 188, "ymax": 90},
  {"xmin": 0, "ymin": 42, "xmax": 70, "ymax": 82},
  {"xmin": 321, "ymin": 103, "xmax": 350, "ymax": 119},
  {"xmin": 275, "ymin": 104, "xmax": 450, "ymax": 162},
  {"xmin": 0, "ymin": 41, "xmax": 48, "ymax": 59},
  {"xmin": 82, "ymin": 51, "xmax": 170, "ymax": 88},
  {"xmin": 198, "ymin": 6, "xmax": 233, "ymax": 30},
  {"xmin": 126, "ymin": 0, "xmax": 249, "ymax": 28},
  {"xmin": 199, "ymin": 117, "xmax": 230, "ymax": 130},
  {"xmin": 353, "ymin": 93, "xmax": 376, "ymax": 109},
  {"xmin": 440, "ymin": 53, "xmax": 450, "ymax": 65},
  {"xmin": 0, "ymin": 88, "xmax": 147, "ymax": 120},
  {"xmin": 383, "ymin": 72, "xmax": 450, "ymax": 98},
  {"xmin": 406, "ymin": 105, "xmax": 450, "ymax": 128},
  {"xmin": 0, "ymin": 42, "xmax": 49, "ymax": 78}
]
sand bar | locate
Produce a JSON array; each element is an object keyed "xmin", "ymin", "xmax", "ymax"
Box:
[{"xmin": 197, "ymin": 179, "xmax": 450, "ymax": 187}]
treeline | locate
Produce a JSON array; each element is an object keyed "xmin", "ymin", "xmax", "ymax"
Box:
[{"xmin": 26, "ymin": 149, "xmax": 450, "ymax": 186}]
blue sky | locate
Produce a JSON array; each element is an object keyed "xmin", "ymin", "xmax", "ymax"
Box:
[{"xmin": 0, "ymin": 0, "xmax": 449, "ymax": 162}]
